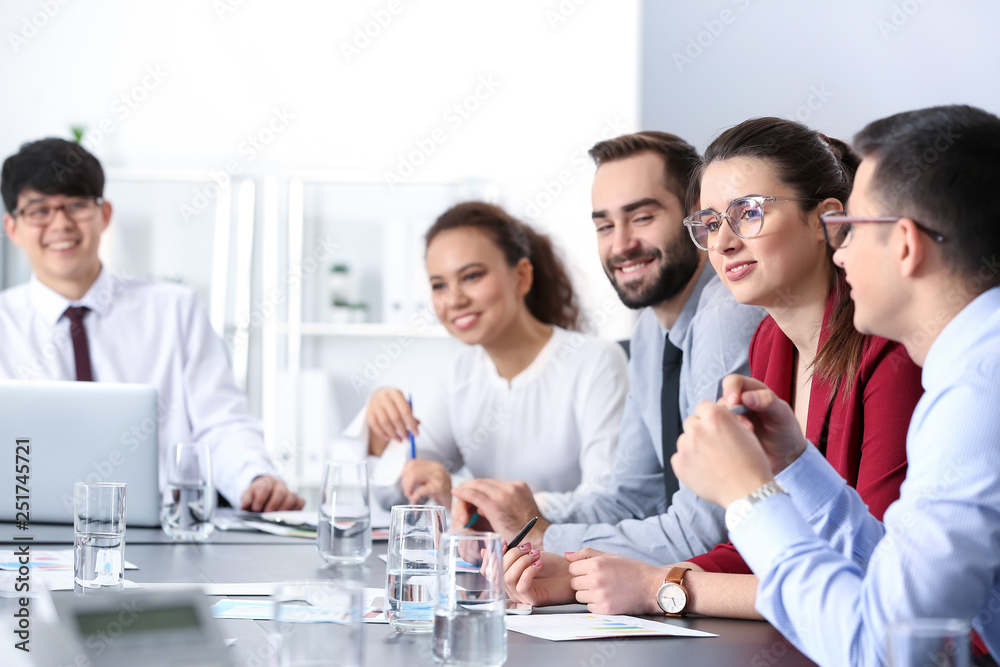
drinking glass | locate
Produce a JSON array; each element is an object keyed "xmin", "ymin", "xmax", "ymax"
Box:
[
  {"xmin": 317, "ymin": 460, "xmax": 371, "ymax": 564},
  {"xmin": 433, "ymin": 531, "xmax": 507, "ymax": 666},
  {"xmin": 384, "ymin": 504, "xmax": 446, "ymax": 632},
  {"xmin": 74, "ymin": 482, "xmax": 126, "ymax": 596},
  {"xmin": 160, "ymin": 442, "xmax": 216, "ymax": 541},
  {"xmin": 887, "ymin": 618, "xmax": 970, "ymax": 667},
  {"xmin": 273, "ymin": 581, "xmax": 363, "ymax": 667}
]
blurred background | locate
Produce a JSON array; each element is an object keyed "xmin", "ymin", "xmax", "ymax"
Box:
[{"xmin": 1, "ymin": 0, "xmax": 997, "ymax": 488}]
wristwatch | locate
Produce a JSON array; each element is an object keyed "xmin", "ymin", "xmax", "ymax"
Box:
[
  {"xmin": 725, "ymin": 480, "xmax": 787, "ymax": 531},
  {"xmin": 655, "ymin": 567, "xmax": 691, "ymax": 617}
]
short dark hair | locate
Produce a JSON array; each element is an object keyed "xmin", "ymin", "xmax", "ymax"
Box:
[
  {"xmin": 1, "ymin": 138, "xmax": 104, "ymax": 213},
  {"xmin": 854, "ymin": 104, "xmax": 1000, "ymax": 289},
  {"xmin": 589, "ymin": 131, "xmax": 701, "ymax": 213}
]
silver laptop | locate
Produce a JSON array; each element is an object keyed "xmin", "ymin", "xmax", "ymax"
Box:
[{"xmin": 0, "ymin": 380, "xmax": 160, "ymax": 527}]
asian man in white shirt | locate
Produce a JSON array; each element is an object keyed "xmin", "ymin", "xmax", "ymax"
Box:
[{"xmin": 1, "ymin": 137, "xmax": 302, "ymax": 512}]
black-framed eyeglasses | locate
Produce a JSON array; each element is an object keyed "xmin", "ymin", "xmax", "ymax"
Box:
[
  {"xmin": 12, "ymin": 197, "xmax": 104, "ymax": 227},
  {"xmin": 683, "ymin": 195, "xmax": 819, "ymax": 251},
  {"xmin": 819, "ymin": 211, "xmax": 948, "ymax": 249}
]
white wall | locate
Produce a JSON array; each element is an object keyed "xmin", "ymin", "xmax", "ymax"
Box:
[
  {"xmin": 0, "ymin": 0, "xmax": 641, "ymax": 338},
  {"xmin": 640, "ymin": 0, "xmax": 1000, "ymax": 151},
  {"xmin": 0, "ymin": 1, "xmax": 642, "ymax": 437}
]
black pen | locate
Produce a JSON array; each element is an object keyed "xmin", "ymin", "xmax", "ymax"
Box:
[{"xmin": 504, "ymin": 516, "xmax": 538, "ymax": 554}]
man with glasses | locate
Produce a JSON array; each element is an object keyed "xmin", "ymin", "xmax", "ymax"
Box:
[
  {"xmin": 672, "ymin": 105, "xmax": 1000, "ymax": 666},
  {"xmin": 452, "ymin": 131, "xmax": 765, "ymax": 565},
  {"xmin": 0, "ymin": 138, "xmax": 303, "ymax": 512}
]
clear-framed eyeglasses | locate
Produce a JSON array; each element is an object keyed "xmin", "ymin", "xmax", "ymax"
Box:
[{"xmin": 683, "ymin": 195, "xmax": 818, "ymax": 251}]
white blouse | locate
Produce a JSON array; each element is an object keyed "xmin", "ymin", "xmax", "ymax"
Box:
[{"xmin": 357, "ymin": 327, "xmax": 628, "ymax": 520}]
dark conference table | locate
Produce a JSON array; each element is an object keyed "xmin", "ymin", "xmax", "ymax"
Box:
[{"xmin": 2, "ymin": 523, "xmax": 818, "ymax": 666}]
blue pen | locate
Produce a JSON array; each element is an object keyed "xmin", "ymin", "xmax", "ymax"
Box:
[{"xmin": 407, "ymin": 393, "xmax": 417, "ymax": 459}]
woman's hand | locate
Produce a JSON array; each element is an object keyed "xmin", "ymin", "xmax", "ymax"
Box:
[
  {"xmin": 401, "ymin": 459, "xmax": 452, "ymax": 507},
  {"xmin": 502, "ymin": 543, "xmax": 577, "ymax": 607},
  {"xmin": 367, "ymin": 387, "xmax": 420, "ymax": 455},
  {"xmin": 565, "ymin": 548, "xmax": 667, "ymax": 615}
]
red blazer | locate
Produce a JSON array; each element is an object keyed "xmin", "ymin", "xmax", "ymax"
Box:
[{"xmin": 687, "ymin": 292, "xmax": 922, "ymax": 574}]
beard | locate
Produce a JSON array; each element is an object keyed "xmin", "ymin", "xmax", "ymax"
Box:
[{"xmin": 604, "ymin": 232, "xmax": 702, "ymax": 310}]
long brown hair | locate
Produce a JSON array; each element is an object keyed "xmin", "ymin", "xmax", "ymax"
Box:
[
  {"xmin": 695, "ymin": 117, "xmax": 865, "ymax": 393},
  {"xmin": 425, "ymin": 201, "xmax": 582, "ymax": 331}
]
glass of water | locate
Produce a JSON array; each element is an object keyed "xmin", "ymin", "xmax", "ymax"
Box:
[
  {"xmin": 433, "ymin": 531, "xmax": 507, "ymax": 666},
  {"xmin": 272, "ymin": 581, "xmax": 363, "ymax": 667},
  {"xmin": 317, "ymin": 460, "xmax": 371, "ymax": 564},
  {"xmin": 160, "ymin": 442, "xmax": 216, "ymax": 541},
  {"xmin": 887, "ymin": 618, "xmax": 970, "ymax": 667},
  {"xmin": 74, "ymin": 482, "xmax": 126, "ymax": 596},
  {"xmin": 385, "ymin": 504, "xmax": 446, "ymax": 633}
]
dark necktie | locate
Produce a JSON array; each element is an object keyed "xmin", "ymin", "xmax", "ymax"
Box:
[
  {"xmin": 63, "ymin": 306, "xmax": 94, "ymax": 382},
  {"xmin": 661, "ymin": 334, "xmax": 682, "ymax": 502}
]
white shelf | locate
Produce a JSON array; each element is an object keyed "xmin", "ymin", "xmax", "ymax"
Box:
[{"xmin": 278, "ymin": 322, "xmax": 449, "ymax": 338}]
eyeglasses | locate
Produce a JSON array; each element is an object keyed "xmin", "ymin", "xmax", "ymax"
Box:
[
  {"xmin": 683, "ymin": 196, "xmax": 818, "ymax": 251},
  {"xmin": 819, "ymin": 211, "xmax": 948, "ymax": 249},
  {"xmin": 12, "ymin": 197, "xmax": 104, "ymax": 227}
]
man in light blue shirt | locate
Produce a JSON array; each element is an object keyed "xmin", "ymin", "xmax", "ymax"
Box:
[
  {"xmin": 453, "ymin": 132, "xmax": 765, "ymax": 563},
  {"xmin": 672, "ymin": 105, "xmax": 1000, "ymax": 666}
]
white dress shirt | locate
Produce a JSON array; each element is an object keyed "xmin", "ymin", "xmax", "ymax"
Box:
[
  {"xmin": 0, "ymin": 268, "xmax": 279, "ymax": 505},
  {"xmin": 357, "ymin": 326, "xmax": 628, "ymax": 517}
]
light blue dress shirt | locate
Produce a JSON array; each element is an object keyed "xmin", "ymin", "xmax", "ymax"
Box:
[
  {"xmin": 731, "ymin": 286, "xmax": 1000, "ymax": 666},
  {"xmin": 544, "ymin": 265, "xmax": 766, "ymax": 563}
]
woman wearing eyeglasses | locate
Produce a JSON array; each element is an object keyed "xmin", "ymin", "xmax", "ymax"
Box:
[{"xmin": 501, "ymin": 117, "xmax": 923, "ymax": 619}]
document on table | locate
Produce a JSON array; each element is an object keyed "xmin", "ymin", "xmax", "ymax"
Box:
[
  {"xmin": 0, "ymin": 549, "xmax": 138, "ymax": 570},
  {"xmin": 210, "ymin": 587, "xmax": 389, "ymax": 624},
  {"xmin": 217, "ymin": 509, "xmax": 390, "ymax": 539},
  {"xmin": 506, "ymin": 613, "xmax": 718, "ymax": 641},
  {"xmin": 0, "ymin": 570, "xmax": 141, "ymax": 594}
]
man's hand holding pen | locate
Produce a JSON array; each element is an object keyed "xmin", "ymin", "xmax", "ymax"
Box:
[{"xmin": 452, "ymin": 478, "xmax": 551, "ymax": 547}]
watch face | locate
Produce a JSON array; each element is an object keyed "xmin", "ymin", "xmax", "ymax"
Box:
[{"xmin": 657, "ymin": 583, "xmax": 687, "ymax": 614}]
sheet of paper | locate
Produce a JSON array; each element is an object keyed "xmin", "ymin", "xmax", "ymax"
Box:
[
  {"xmin": 240, "ymin": 520, "xmax": 316, "ymax": 539},
  {"xmin": 133, "ymin": 582, "xmax": 280, "ymax": 596},
  {"xmin": 0, "ymin": 568, "xmax": 140, "ymax": 594},
  {"xmin": 505, "ymin": 613, "xmax": 718, "ymax": 641},
  {"xmin": 255, "ymin": 510, "xmax": 317, "ymax": 527},
  {"xmin": 210, "ymin": 587, "xmax": 388, "ymax": 624},
  {"xmin": 1, "ymin": 549, "xmax": 137, "ymax": 570}
]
